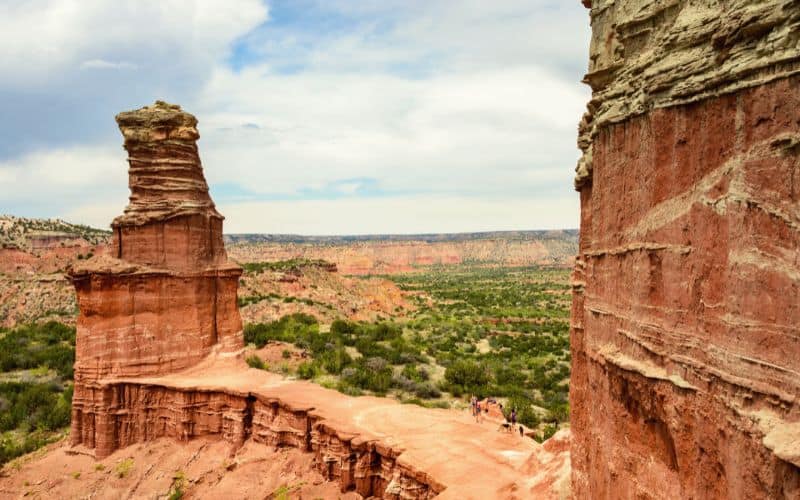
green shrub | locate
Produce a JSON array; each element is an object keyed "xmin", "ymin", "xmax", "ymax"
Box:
[
  {"xmin": 319, "ymin": 347, "xmax": 352, "ymax": 375},
  {"xmin": 243, "ymin": 314, "xmax": 318, "ymax": 348},
  {"xmin": 535, "ymin": 424, "xmax": 558, "ymax": 443},
  {"xmin": 0, "ymin": 322, "xmax": 76, "ymax": 378},
  {"xmin": 401, "ymin": 364, "xmax": 429, "ymax": 382},
  {"xmin": 341, "ymin": 357, "xmax": 393, "ymax": 395},
  {"xmin": 116, "ymin": 458, "xmax": 134, "ymax": 478},
  {"xmin": 0, "ymin": 382, "xmax": 71, "ymax": 433},
  {"xmin": 503, "ymin": 393, "xmax": 540, "ymax": 429},
  {"xmin": 0, "ymin": 429, "xmax": 60, "ymax": 465},
  {"xmin": 443, "ymin": 360, "xmax": 490, "ymax": 397},
  {"xmin": 296, "ymin": 361, "xmax": 319, "ymax": 380},
  {"xmin": 167, "ymin": 471, "xmax": 186, "ymax": 500},
  {"xmin": 245, "ymin": 355, "xmax": 267, "ymax": 370}
]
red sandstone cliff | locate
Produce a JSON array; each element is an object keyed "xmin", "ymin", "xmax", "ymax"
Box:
[{"xmin": 571, "ymin": 2, "xmax": 800, "ymax": 499}]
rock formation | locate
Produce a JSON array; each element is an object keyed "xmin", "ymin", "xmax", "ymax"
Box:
[
  {"xmin": 60, "ymin": 101, "xmax": 570, "ymax": 499},
  {"xmin": 571, "ymin": 1, "xmax": 800, "ymax": 499},
  {"xmin": 68, "ymin": 101, "xmax": 243, "ymax": 387}
]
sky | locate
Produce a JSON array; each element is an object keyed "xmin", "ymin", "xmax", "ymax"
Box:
[{"xmin": 0, "ymin": 0, "xmax": 591, "ymax": 235}]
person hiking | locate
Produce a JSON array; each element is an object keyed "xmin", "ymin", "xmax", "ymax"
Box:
[{"xmin": 510, "ymin": 408, "xmax": 517, "ymax": 428}]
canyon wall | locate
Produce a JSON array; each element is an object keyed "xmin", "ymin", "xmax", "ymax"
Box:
[
  {"xmin": 227, "ymin": 232, "xmax": 578, "ymax": 275},
  {"xmin": 70, "ymin": 381, "xmax": 441, "ymax": 498},
  {"xmin": 571, "ymin": 1, "xmax": 800, "ymax": 499}
]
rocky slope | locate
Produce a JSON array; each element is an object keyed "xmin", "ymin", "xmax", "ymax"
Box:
[
  {"xmin": 238, "ymin": 260, "xmax": 412, "ymax": 324},
  {"xmin": 0, "ymin": 215, "xmax": 109, "ymax": 253},
  {"xmin": 227, "ymin": 230, "xmax": 578, "ymax": 275},
  {"xmin": 0, "ymin": 216, "xmax": 110, "ymax": 328},
  {"xmin": 0, "ymin": 224, "xmax": 567, "ymax": 328},
  {"xmin": 571, "ymin": 1, "xmax": 800, "ymax": 499}
]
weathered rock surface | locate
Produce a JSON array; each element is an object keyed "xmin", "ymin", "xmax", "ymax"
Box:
[
  {"xmin": 572, "ymin": 1, "xmax": 800, "ymax": 498},
  {"xmin": 65, "ymin": 356, "xmax": 570, "ymax": 499},
  {"xmin": 1, "ymin": 436, "xmax": 360, "ymax": 500},
  {"xmin": 575, "ymin": 0, "xmax": 800, "ymax": 188}
]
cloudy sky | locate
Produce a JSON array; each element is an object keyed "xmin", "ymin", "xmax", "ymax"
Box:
[{"xmin": 0, "ymin": 0, "xmax": 591, "ymax": 235}]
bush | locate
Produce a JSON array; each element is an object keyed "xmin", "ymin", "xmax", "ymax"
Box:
[
  {"xmin": 0, "ymin": 382, "xmax": 72, "ymax": 433},
  {"xmin": 245, "ymin": 355, "xmax": 267, "ymax": 370},
  {"xmin": 243, "ymin": 314, "xmax": 319, "ymax": 348},
  {"xmin": 401, "ymin": 364, "xmax": 429, "ymax": 382},
  {"xmin": 392, "ymin": 373, "xmax": 440, "ymax": 399},
  {"xmin": 296, "ymin": 361, "xmax": 319, "ymax": 380},
  {"xmin": 535, "ymin": 424, "xmax": 558, "ymax": 443},
  {"xmin": 0, "ymin": 430, "xmax": 59, "ymax": 465},
  {"xmin": 341, "ymin": 357, "xmax": 393, "ymax": 395},
  {"xmin": 443, "ymin": 360, "xmax": 490, "ymax": 397},
  {"xmin": 0, "ymin": 322, "xmax": 76, "ymax": 378},
  {"xmin": 116, "ymin": 458, "xmax": 134, "ymax": 478},
  {"xmin": 412, "ymin": 382, "xmax": 441, "ymax": 399},
  {"xmin": 319, "ymin": 348, "xmax": 352, "ymax": 375}
]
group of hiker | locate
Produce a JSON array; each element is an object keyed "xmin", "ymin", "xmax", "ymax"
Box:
[{"xmin": 470, "ymin": 395, "xmax": 524, "ymax": 437}]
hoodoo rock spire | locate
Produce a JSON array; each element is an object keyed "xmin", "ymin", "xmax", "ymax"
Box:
[{"xmin": 68, "ymin": 102, "xmax": 244, "ymax": 456}]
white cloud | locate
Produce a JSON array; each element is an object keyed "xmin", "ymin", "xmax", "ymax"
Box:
[
  {"xmin": 0, "ymin": 145, "xmax": 128, "ymax": 224},
  {"xmin": 195, "ymin": 64, "xmax": 587, "ymax": 200},
  {"xmin": 0, "ymin": 0, "xmax": 268, "ymax": 88}
]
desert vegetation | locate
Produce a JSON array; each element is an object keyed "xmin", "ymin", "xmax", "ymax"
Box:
[
  {"xmin": 242, "ymin": 265, "xmax": 571, "ymax": 439},
  {"xmin": 0, "ymin": 321, "xmax": 75, "ymax": 464}
]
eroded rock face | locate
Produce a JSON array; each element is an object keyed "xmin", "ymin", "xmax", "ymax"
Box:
[
  {"xmin": 68, "ymin": 101, "xmax": 243, "ymax": 383},
  {"xmin": 572, "ymin": 2, "xmax": 800, "ymax": 498},
  {"xmin": 71, "ymin": 382, "xmax": 442, "ymax": 498}
]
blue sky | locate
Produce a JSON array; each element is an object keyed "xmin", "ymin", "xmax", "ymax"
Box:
[{"xmin": 0, "ymin": 0, "xmax": 591, "ymax": 234}]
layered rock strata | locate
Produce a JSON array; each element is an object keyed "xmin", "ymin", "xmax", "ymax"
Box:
[
  {"xmin": 572, "ymin": 2, "xmax": 800, "ymax": 499},
  {"xmin": 68, "ymin": 102, "xmax": 243, "ymax": 384},
  {"xmin": 71, "ymin": 379, "xmax": 442, "ymax": 498}
]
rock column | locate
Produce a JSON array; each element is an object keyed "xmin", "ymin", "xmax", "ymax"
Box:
[{"xmin": 68, "ymin": 102, "xmax": 244, "ymax": 450}]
